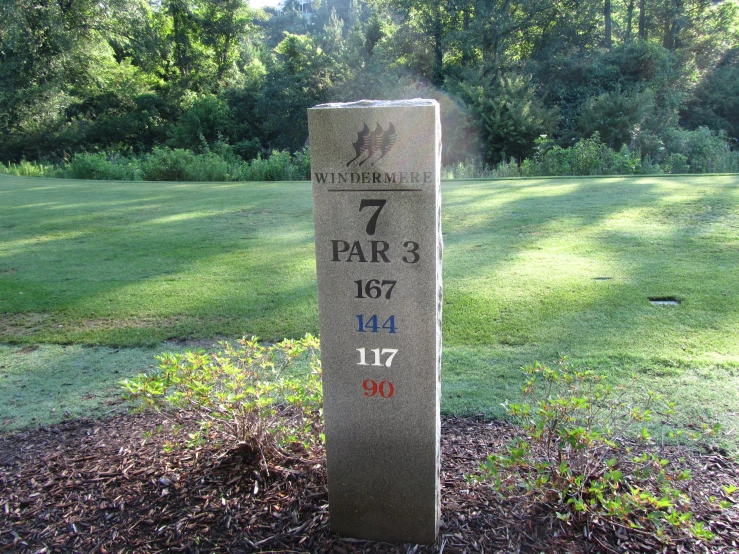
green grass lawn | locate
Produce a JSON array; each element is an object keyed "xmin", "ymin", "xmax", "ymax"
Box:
[{"xmin": 1, "ymin": 174, "xmax": 738, "ymax": 450}]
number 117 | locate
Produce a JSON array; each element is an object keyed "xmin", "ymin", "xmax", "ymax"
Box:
[{"xmin": 356, "ymin": 348, "xmax": 398, "ymax": 367}]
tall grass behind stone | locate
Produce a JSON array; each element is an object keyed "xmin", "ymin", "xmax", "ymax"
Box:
[
  {"xmin": 662, "ymin": 127, "xmax": 739, "ymax": 173},
  {"xmin": 442, "ymin": 157, "xmax": 520, "ymax": 179},
  {"xmin": 140, "ymin": 148, "xmax": 242, "ymax": 181},
  {"xmin": 0, "ymin": 148, "xmax": 312, "ymax": 182},
  {"xmin": 1, "ymin": 160, "xmax": 59, "ymax": 178},
  {"xmin": 1, "ymin": 132, "xmax": 736, "ymax": 180},
  {"xmin": 63, "ymin": 152, "xmax": 142, "ymax": 180},
  {"xmin": 239, "ymin": 148, "xmax": 311, "ymax": 181}
]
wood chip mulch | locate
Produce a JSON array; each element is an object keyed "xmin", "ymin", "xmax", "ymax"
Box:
[{"xmin": 1, "ymin": 414, "xmax": 738, "ymax": 553}]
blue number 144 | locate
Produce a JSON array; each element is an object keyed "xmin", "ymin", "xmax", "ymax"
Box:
[{"xmin": 356, "ymin": 314, "xmax": 397, "ymax": 334}]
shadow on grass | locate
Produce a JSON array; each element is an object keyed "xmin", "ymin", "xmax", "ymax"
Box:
[
  {"xmin": 442, "ymin": 176, "xmax": 739, "ymax": 354},
  {"xmin": 0, "ymin": 176, "xmax": 319, "ymax": 345},
  {"xmin": 439, "ymin": 175, "xmax": 739, "ymax": 451},
  {"xmin": 2, "ymin": 174, "xmax": 738, "ymax": 448}
]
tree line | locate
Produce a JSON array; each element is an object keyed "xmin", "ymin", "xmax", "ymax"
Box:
[{"xmin": 1, "ymin": 0, "xmax": 737, "ymax": 174}]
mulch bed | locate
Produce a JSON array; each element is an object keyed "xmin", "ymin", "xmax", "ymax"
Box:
[{"xmin": 1, "ymin": 413, "xmax": 737, "ymax": 553}]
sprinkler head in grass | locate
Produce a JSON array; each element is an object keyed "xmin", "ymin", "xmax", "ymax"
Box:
[{"xmin": 648, "ymin": 296, "xmax": 681, "ymax": 306}]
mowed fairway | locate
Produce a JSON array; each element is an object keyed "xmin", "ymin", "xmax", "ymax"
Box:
[
  {"xmin": 1, "ymin": 174, "xmax": 738, "ymax": 447},
  {"xmin": 0, "ymin": 176, "xmax": 319, "ymax": 344}
]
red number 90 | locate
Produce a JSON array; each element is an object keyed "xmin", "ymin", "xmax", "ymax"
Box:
[{"xmin": 363, "ymin": 379, "xmax": 394, "ymax": 398}]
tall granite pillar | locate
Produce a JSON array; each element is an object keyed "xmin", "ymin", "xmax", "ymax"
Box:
[{"xmin": 308, "ymin": 99, "xmax": 442, "ymax": 544}]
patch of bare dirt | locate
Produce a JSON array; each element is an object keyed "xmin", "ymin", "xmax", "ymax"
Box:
[
  {"xmin": 0, "ymin": 313, "xmax": 201, "ymax": 339},
  {"xmin": 160, "ymin": 337, "xmax": 230, "ymax": 351},
  {"xmin": 53, "ymin": 315, "xmax": 191, "ymax": 333},
  {"xmin": 1, "ymin": 414, "xmax": 737, "ymax": 553},
  {"xmin": 0, "ymin": 313, "xmax": 52, "ymax": 337}
]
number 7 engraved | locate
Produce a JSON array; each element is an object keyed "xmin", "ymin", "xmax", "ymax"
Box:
[{"xmin": 359, "ymin": 199, "xmax": 386, "ymax": 235}]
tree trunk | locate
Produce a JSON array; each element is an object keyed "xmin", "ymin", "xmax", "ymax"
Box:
[
  {"xmin": 432, "ymin": 5, "xmax": 443, "ymax": 85},
  {"xmin": 216, "ymin": 33, "xmax": 231, "ymax": 85},
  {"xmin": 461, "ymin": 0, "xmax": 472, "ymax": 65},
  {"xmin": 604, "ymin": 0, "xmax": 612, "ymax": 49},
  {"xmin": 169, "ymin": 0, "xmax": 189, "ymax": 82},
  {"xmin": 662, "ymin": 0, "xmax": 671, "ymax": 48},
  {"xmin": 638, "ymin": 0, "xmax": 647, "ymax": 40},
  {"xmin": 662, "ymin": 0, "xmax": 680, "ymax": 50},
  {"xmin": 625, "ymin": 0, "xmax": 635, "ymax": 42}
]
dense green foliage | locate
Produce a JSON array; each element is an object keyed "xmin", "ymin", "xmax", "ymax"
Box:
[
  {"xmin": 476, "ymin": 360, "xmax": 724, "ymax": 544},
  {"xmin": 121, "ymin": 335, "xmax": 323, "ymax": 459},
  {"xmin": 1, "ymin": 0, "xmax": 737, "ymax": 172},
  {"xmin": 2, "ymin": 129, "xmax": 737, "ymax": 180},
  {"xmin": 0, "ymin": 147, "xmax": 311, "ymax": 181}
]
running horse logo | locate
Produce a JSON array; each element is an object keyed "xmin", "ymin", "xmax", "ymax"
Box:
[{"xmin": 346, "ymin": 122, "xmax": 398, "ymax": 167}]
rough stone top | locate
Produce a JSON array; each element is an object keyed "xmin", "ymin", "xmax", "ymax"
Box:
[{"xmin": 311, "ymin": 99, "xmax": 438, "ymax": 109}]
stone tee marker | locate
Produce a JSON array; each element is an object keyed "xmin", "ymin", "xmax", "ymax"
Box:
[{"xmin": 308, "ymin": 99, "xmax": 442, "ymax": 544}]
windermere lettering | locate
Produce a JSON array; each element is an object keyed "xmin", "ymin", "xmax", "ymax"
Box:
[{"xmin": 314, "ymin": 171, "xmax": 433, "ymax": 185}]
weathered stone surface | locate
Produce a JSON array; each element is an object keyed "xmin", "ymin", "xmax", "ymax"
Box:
[{"xmin": 308, "ymin": 99, "xmax": 442, "ymax": 544}]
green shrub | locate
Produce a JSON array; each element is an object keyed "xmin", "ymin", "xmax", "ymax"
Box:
[
  {"xmin": 449, "ymin": 71, "xmax": 561, "ymax": 165},
  {"xmin": 291, "ymin": 146, "xmax": 311, "ymax": 180},
  {"xmin": 2, "ymin": 147, "xmax": 313, "ymax": 182},
  {"xmin": 240, "ymin": 148, "xmax": 310, "ymax": 181},
  {"xmin": 474, "ymin": 359, "xmax": 724, "ymax": 545},
  {"xmin": 184, "ymin": 152, "xmax": 241, "ymax": 182},
  {"xmin": 140, "ymin": 147, "xmax": 241, "ymax": 181},
  {"xmin": 566, "ymin": 134, "xmax": 603, "ymax": 174},
  {"xmin": 640, "ymin": 154, "xmax": 663, "ymax": 175},
  {"xmin": 521, "ymin": 142, "xmax": 571, "ymax": 177},
  {"xmin": 442, "ymin": 159, "xmax": 488, "ymax": 179},
  {"xmin": 169, "ymin": 94, "xmax": 233, "ymax": 152},
  {"xmin": 63, "ymin": 152, "xmax": 142, "ymax": 180},
  {"xmin": 2, "ymin": 160, "xmax": 58, "ymax": 178},
  {"xmin": 663, "ymin": 127, "xmax": 739, "ymax": 173},
  {"xmin": 539, "ymin": 41, "xmax": 679, "ymax": 128},
  {"xmin": 681, "ymin": 48, "xmax": 739, "ymax": 140},
  {"xmin": 441, "ymin": 157, "xmax": 520, "ymax": 179},
  {"xmin": 121, "ymin": 335, "xmax": 323, "ymax": 463},
  {"xmin": 521, "ymin": 134, "xmax": 642, "ymax": 177},
  {"xmin": 232, "ymin": 138, "xmax": 263, "ymax": 162},
  {"xmin": 609, "ymin": 144, "xmax": 643, "ymax": 174},
  {"xmin": 576, "ymin": 88, "xmax": 655, "ymax": 149},
  {"xmin": 140, "ymin": 148, "xmax": 196, "ymax": 181},
  {"xmin": 59, "ymin": 93, "xmax": 174, "ymax": 156},
  {"xmin": 241, "ymin": 151, "xmax": 287, "ymax": 181},
  {"xmin": 630, "ymin": 130, "xmax": 667, "ymax": 162},
  {"xmin": 663, "ymin": 152, "xmax": 690, "ymax": 174}
]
